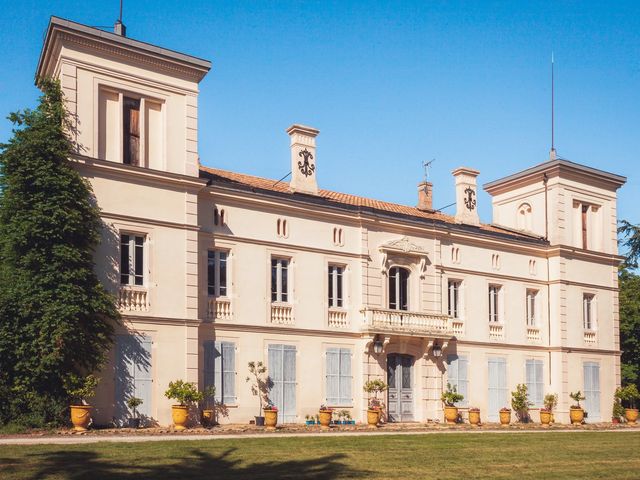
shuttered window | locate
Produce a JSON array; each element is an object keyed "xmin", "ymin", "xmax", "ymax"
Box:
[
  {"xmin": 525, "ymin": 359, "xmax": 544, "ymax": 407},
  {"xmin": 447, "ymin": 354, "xmax": 469, "ymax": 406},
  {"xmin": 326, "ymin": 348, "xmax": 352, "ymax": 406},
  {"xmin": 268, "ymin": 344, "xmax": 297, "ymax": 422},
  {"xmin": 203, "ymin": 341, "xmax": 236, "ymax": 404},
  {"xmin": 488, "ymin": 357, "xmax": 508, "ymax": 421},
  {"xmin": 583, "ymin": 362, "xmax": 601, "ymax": 421},
  {"xmin": 115, "ymin": 334, "xmax": 152, "ymax": 426},
  {"xmin": 123, "ymin": 97, "xmax": 140, "ymax": 166}
]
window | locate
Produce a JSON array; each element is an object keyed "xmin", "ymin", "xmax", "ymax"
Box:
[
  {"xmin": 447, "ymin": 354, "xmax": 468, "ymax": 406},
  {"xmin": 517, "ymin": 203, "xmax": 532, "ymax": 231},
  {"xmin": 328, "ymin": 265, "xmax": 344, "ymax": 308},
  {"xmin": 451, "ymin": 246, "xmax": 461, "ymax": 264},
  {"xmin": 326, "ymin": 348, "xmax": 352, "ymax": 405},
  {"xmin": 529, "ymin": 259, "xmax": 537, "ymax": 275},
  {"xmin": 276, "ymin": 218, "xmax": 289, "ymax": 238},
  {"xmin": 488, "ymin": 357, "xmax": 508, "ymax": 422},
  {"xmin": 332, "ymin": 228, "xmax": 344, "ymax": 246},
  {"xmin": 583, "ymin": 362, "xmax": 601, "ymax": 421},
  {"xmin": 488, "ymin": 285, "xmax": 501, "ymax": 322},
  {"xmin": 583, "ymin": 294, "xmax": 595, "ymax": 330},
  {"xmin": 120, "ymin": 234, "xmax": 144, "ymax": 286},
  {"xmin": 491, "ymin": 254, "xmax": 501, "ymax": 270},
  {"xmin": 271, "ymin": 258, "xmax": 289, "ymax": 303},
  {"xmin": 203, "ymin": 341, "xmax": 236, "ymax": 405},
  {"xmin": 526, "ymin": 290, "xmax": 537, "ymax": 326},
  {"xmin": 581, "ymin": 204, "xmax": 589, "ymax": 249},
  {"xmin": 525, "ymin": 359, "xmax": 544, "ymax": 407},
  {"xmin": 448, "ymin": 280, "xmax": 461, "ymax": 318},
  {"xmin": 208, "ymin": 250, "xmax": 228, "ymax": 297},
  {"xmin": 388, "ymin": 266, "xmax": 409, "ymax": 311},
  {"xmin": 98, "ymin": 89, "xmax": 163, "ymax": 168},
  {"xmin": 213, "ymin": 208, "xmax": 225, "ymax": 227}
]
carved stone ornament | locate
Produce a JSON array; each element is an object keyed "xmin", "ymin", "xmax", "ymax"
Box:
[
  {"xmin": 298, "ymin": 149, "xmax": 315, "ymax": 177},
  {"xmin": 464, "ymin": 187, "xmax": 476, "ymax": 211},
  {"xmin": 379, "ymin": 237, "xmax": 429, "ymax": 278}
]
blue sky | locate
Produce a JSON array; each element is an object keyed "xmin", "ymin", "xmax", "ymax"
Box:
[{"xmin": 0, "ymin": 0, "xmax": 638, "ymax": 226}]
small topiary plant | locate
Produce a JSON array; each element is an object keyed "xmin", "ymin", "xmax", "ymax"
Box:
[
  {"xmin": 511, "ymin": 384, "xmax": 532, "ymax": 422},
  {"xmin": 363, "ymin": 379, "xmax": 388, "ymax": 410},
  {"xmin": 542, "ymin": 393, "xmax": 558, "ymax": 413},
  {"xmin": 164, "ymin": 380, "xmax": 204, "ymax": 406},
  {"xmin": 441, "ymin": 383, "xmax": 464, "ymax": 407},
  {"xmin": 63, "ymin": 374, "xmax": 100, "ymax": 406},
  {"xmin": 570, "ymin": 391, "xmax": 586, "ymax": 409},
  {"xmin": 126, "ymin": 397, "xmax": 143, "ymax": 419}
]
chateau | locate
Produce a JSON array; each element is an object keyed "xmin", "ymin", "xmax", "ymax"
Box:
[{"xmin": 37, "ymin": 17, "xmax": 626, "ymax": 426}]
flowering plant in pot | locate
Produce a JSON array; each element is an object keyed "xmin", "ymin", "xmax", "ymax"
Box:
[
  {"xmin": 468, "ymin": 407, "xmax": 481, "ymax": 426},
  {"xmin": 200, "ymin": 386, "xmax": 216, "ymax": 427},
  {"xmin": 619, "ymin": 384, "xmax": 640, "ymax": 425},
  {"xmin": 511, "ymin": 384, "xmax": 532, "ymax": 423},
  {"xmin": 499, "ymin": 407, "xmax": 512, "ymax": 425},
  {"xmin": 64, "ymin": 374, "xmax": 100, "ymax": 431},
  {"xmin": 441, "ymin": 383, "xmax": 464, "ymax": 424},
  {"xmin": 246, "ymin": 361, "xmax": 271, "ymax": 427},
  {"xmin": 126, "ymin": 397, "xmax": 143, "ymax": 429},
  {"xmin": 569, "ymin": 391, "xmax": 586, "ymax": 425},
  {"xmin": 363, "ymin": 379, "xmax": 387, "ymax": 428},
  {"xmin": 540, "ymin": 393, "xmax": 558, "ymax": 425},
  {"xmin": 263, "ymin": 401, "xmax": 278, "ymax": 430},
  {"xmin": 164, "ymin": 380, "xmax": 204, "ymax": 430}
]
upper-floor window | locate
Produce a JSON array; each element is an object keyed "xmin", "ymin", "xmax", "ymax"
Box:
[
  {"xmin": 120, "ymin": 234, "xmax": 144, "ymax": 286},
  {"xmin": 388, "ymin": 266, "xmax": 409, "ymax": 311},
  {"xmin": 526, "ymin": 289, "xmax": 537, "ymax": 326},
  {"xmin": 98, "ymin": 89, "xmax": 163, "ymax": 168},
  {"xmin": 517, "ymin": 203, "xmax": 532, "ymax": 231},
  {"xmin": 448, "ymin": 280, "xmax": 461, "ymax": 318},
  {"xmin": 271, "ymin": 258, "xmax": 289, "ymax": 303},
  {"xmin": 328, "ymin": 265, "xmax": 344, "ymax": 308},
  {"xmin": 581, "ymin": 204, "xmax": 589, "ymax": 249},
  {"xmin": 488, "ymin": 285, "xmax": 502, "ymax": 323},
  {"xmin": 213, "ymin": 208, "xmax": 226, "ymax": 227},
  {"xmin": 583, "ymin": 294, "xmax": 595, "ymax": 330},
  {"xmin": 491, "ymin": 254, "xmax": 501, "ymax": 270},
  {"xmin": 208, "ymin": 250, "xmax": 228, "ymax": 297},
  {"xmin": 451, "ymin": 246, "xmax": 461, "ymax": 264},
  {"xmin": 332, "ymin": 227, "xmax": 344, "ymax": 247},
  {"xmin": 276, "ymin": 218, "xmax": 289, "ymax": 238}
]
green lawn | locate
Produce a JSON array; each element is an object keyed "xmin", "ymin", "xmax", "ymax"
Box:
[{"xmin": 1, "ymin": 432, "xmax": 639, "ymax": 479}]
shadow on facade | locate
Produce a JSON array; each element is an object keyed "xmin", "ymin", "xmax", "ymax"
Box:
[{"xmin": 5, "ymin": 448, "xmax": 368, "ymax": 479}]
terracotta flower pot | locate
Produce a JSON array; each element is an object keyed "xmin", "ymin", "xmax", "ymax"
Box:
[
  {"xmin": 468, "ymin": 409, "xmax": 481, "ymax": 426},
  {"xmin": 319, "ymin": 410, "xmax": 333, "ymax": 429},
  {"xmin": 201, "ymin": 409, "xmax": 214, "ymax": 427},
  {"xmin": 264, "ymin": 409, "xmax": 278, "ymax": 430},
  {"xmin": 540, "ymin": 410, "xmax": 552, "ymax": 426},
  {"xmin": 444, "ymin": 406, "xmax": 458, "ymax": 424},
  {"xmin": 499, "ymin": 410, "xmax": 511, "ymax": 425},
  {"xmin": 570, "ymin": 407, "xmax": 584, "ymax": 425},
  {"xmin": 625, "ymin": 408, "xmax": 639, "ymax": 425},
  {"xmin": 70, "ymin": 405, "xmax": 93, "ymax": 431},
  {"xmin": 367, "ymin": 409, "xmax": 380, "ymax": 428},
  {"xmin": 172, "ymin": 405, "xmax": 189, "ymax": 430}
]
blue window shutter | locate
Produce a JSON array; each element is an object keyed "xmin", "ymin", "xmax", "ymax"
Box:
[
  {"xmin": 213, "ymin": 341, "xmax": 222, "ymax": 402},
  {"xmin": 535, "ymin": 360, "xmax": 544, "ymax": 407},
  {"xmin": 488, "ymin": 357, "xmax": 507, "ymax": 422},
  {"xmin": 221, "ymin": 342, "xmax": 236, "ymax": 404},
  {"xmin": 447, "ymin": 354, "xmax": 459, "ymax": 388},
  {"xmin": 135, "ymin": 336, "xmax": 152, "ymax": 419},
  {"xmin": 525, "ymin": 359, "xmax": 535, "ymax": 406},
  {"xmin": 268, "ymin": 345, "xmax": 283, "ymax": 413},
  {"xmin": 326, "ymin": 349, "xmax": 339, "ymax": 405},
  {"xmin": 339, "ymin": 348, "xmax": 352, "ymax": 405},
  {"xmin": 283, "ymin": 345, "xmax": 297, "ymax": 422},
  {"xmin": 458, "ymin": 355, "xmax": 469, "ymax": 406}
]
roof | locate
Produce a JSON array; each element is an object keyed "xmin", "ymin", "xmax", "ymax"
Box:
[
  {"xmin": 199, "ymin": 165, "xmax": 546, "ymax": 243},
  {"xmin": 484, "ymin": 158, "xmax": 626, "ymax": 193},
  {"xmin": 36, "ymin": 16, "xmax": 211, "ymax": 82}
]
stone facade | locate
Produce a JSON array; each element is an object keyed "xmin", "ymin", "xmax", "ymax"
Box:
[{"xmin": 36, "ymin": 17, "xmax": 626, "ymax": 427}]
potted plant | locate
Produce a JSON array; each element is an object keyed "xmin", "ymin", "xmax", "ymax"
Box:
[
  {"xmin": 612, "ymin": 389, "xmax": 625, "ymax": 424},
  {"xmin": 319, "ymin": 404, "xmax": 333, "ymax": 429},
  {"xmin": 569, "ymin": 391, "xmax": 586, "ymax": 425},
  {"xmin": 246, "ymin": 361, "xmax": 270, "ymax": 427},
  {"xmin": 468, "ymin": 407, "xmax": 481, "ymax": 426},
  {"xmin": 499, "ymin": 407, "xmax": 511, "ymax": 425},
  {"xmin": 200, "ymin": 386, "xmax": 216, "ymax": 427},
  {"xmin": 263, "ymin": 401, "xmax": 278, "ymax": 430},
  {"xmin": 511, "ymin": 384, "xmax": 532, "ymax": 423},
  {"xmin": 441, "ymin": 383, "xmax": 464, "ymax": 424},
  {"xmin": 541, "ymin": 393, "xmax": 558, "ymax": 426},
  {"xmin": 304, "ymin": 414, "xmax": 315, "ymax": 426},
  {"xmin": 619, "ymin": 384, "xmax": 640, "ymax": 425},
  {"xmin": 126, "ymin": 397, "xmax": 143, "ymax": 429},
  {"xmin": 363, "ymin": 379, "xmax": 387, "ymax": 428},
  {"xmin": 164, "ymin": 380, "xmax": 204, "ymax": 431},
  {"xmin": 64, "ymin": 374, "xmax": 100, "ymax": 431},
  {"xmin": 343, "ymin": 410, "xmax": 354, "ymax": 425}
]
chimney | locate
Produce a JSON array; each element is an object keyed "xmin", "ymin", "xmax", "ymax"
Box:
[
  {"xmin": 452, "ymin": 167, "xmax": 480, "ymax": 225},
  {"xmin": 287, "ymin": 124, "xmax": 319, "ymax": 195},
  {"xmin": 417, "ymin": 181, "xmax": 433, "ymax": 211},
  {"xmin": 114, "ymin": 20, "xmax": 127, "ymax": 37}
]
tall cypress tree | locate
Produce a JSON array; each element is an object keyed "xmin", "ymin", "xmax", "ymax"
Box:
[{"xmin": 0, "ymin": 79, "xmax": 119, "ymax": 426}]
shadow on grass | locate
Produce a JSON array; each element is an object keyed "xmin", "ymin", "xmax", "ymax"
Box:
[{"xmin": 2, "ymin": 448, "xmax": 369, "ymax": 480}]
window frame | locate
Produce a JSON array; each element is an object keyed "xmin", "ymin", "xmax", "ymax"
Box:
[
  {"xmin": 583, "ymin": 293, "xmax": 596, "ymax": 330},
  {"xmin": 488, "ymin": 284, "xmax": 502, "ymax": 323},
  {"xmin": 525, "ymin": 358, "xmax": 544, "ymax": 407},
  {"xmin": 271, "ymin": 257, "xmax": 290, "ymax": 303},
  {"xmin": 447, "ymin": 279, "xmax": 462, "ymax": 319},
  {"xmin": 207, "ymin": 249, "xmax": 229, "ymax": 298},
  {"xmin": 328, "ymin": 264, "xmax": 345, "ymax": 308},
  {"xmin": 526, "ymin": 289, "xmax": 538, "ymax": 327},
  {"xmin": 325, "ymin": 347, "xmax": 353, "ymax": 406},
  {"xmin": 388, "ymin": 266, "xmax": 410, "ymax": 311},
  {"xmin": 120, "ymin": 233, "xmax": 145, "ymax": 287}
]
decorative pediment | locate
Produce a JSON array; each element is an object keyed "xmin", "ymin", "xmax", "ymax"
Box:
[{"xmin": 379, "ymin": 236, "xmax": 429, "ymax": 277}]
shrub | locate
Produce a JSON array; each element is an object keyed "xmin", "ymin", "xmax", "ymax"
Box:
[
  {"xmin": 511, "ymin": 384, "xmax": 532, "ymax": 422},
  {"xmin": 63, "ymin": 374, "xmax": 100, "ymax": 406},
  {"xmin": 164, "ymin": 380, "xmax": 204, "ymax": 406},
  {"xmin": 441, "ymin": 383, "xmax": 464, "ymax": 407},
  {"xmin": 543, "ymin": 393, "xmax": 558, "ymax": 413}
]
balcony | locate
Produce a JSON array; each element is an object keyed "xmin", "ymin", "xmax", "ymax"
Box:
[
  {"xmin": 207, "ymin": 297, "xmax": 232, "ymax": 321},
  {"xmin": 361, "ymin": 307, "xmax": 452, "ymax": 336},
  {"xmin": 527, "ymin": 326, "xmax": 541, "ymax": 342},
  {"xmin": 451, "ymin": 319, "xmax": 464, "ymax": 336},
  {"xmin": 270, "ymin": 303, "xmax": 294, "ymax": 325},
  {"xmin": 328, "ymin": 308, "xmax": 349, "ymax": 328},
  {"xmin": 584, "ymin": 330, "xmax": 597, "ymax": 345},
  {"xmin": 118, "ymin": 286, "xmax": 149, "ymax": 312},
  {"xmin": 489, "ymin": 323, "xmax": 504, "ymax": 340}
]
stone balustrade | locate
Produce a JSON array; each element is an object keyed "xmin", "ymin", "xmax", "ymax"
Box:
[
  {"xmin": 271, "ymin": 303, "xmax": 294, "ymax": 325},
  {"xmin": 361, "ymin": 307, "xmax": 451, "ymax": 336},
  {"xmin": 207, "ymin": 297, "xmax": 232, "ymax": 321},
  {"xmin": 118, "ymin": 286, "xmax": 149, "ymax": 312}
]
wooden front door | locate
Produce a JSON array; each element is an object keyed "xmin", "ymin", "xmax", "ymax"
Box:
[{"xmin": 387, "ymin": 354, "xmax": 414, "ymax": 422}]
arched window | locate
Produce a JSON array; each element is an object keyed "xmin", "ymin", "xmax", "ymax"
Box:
[
  {"xmin": 517, "ymin": 203, "xmax": 532, "ymax": 231},
  {"xmin": 388, "ymin": 266, "xmax": 409, "ymax": 311}
]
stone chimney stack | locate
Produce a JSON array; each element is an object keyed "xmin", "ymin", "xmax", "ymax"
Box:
[
  {"xmin": 417, "ymin": 181, "xmax": 433, "ymax": 211},
  {"xmin": 287, "ymin": 124, "xmax": 319, "ymax": 195},
  {"xmin": 452, "ymin": 167, "xmax": 480, "ymax": 225}
]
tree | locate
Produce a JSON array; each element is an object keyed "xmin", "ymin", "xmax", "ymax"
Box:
[
  {"xmin": 0, "ymin": 78, "xmax": 119, "ymax": 427},
  {"xmin": 619, "ymin": 220, "xmax": 640, "ymax": 269},
  {"xmin": 619, "ymin": 267, "xmax": 640, "ymax": 389}
]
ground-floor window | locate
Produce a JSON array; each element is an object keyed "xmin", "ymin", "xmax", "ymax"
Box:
[
  {"xmin": 326, "ymin": 348, "xmax": 352, "ymax": 406},
  {"xmin": 583, "ymin": 362, "xmax": 600, "ymax": 421},
  {"xmin": 115, "ymin": 334, "xmax": 152, "ymax": 425},
  {"xmin": 487, "ymin": 357, "xmax": 508, "ymax": 422},
  {"xmin": 525, "ymin": 359, "xmax": 544, "ymax": 407},
  {"xmin": 268, "ymin": 344, "xmax": 297, "ymax": 422},
  {"xmin": 203, "ymin": 341, "xmax": 236, "ymax": 404},
  {"xmin": 446, "ymin": 354, "xmax": 469, "ymax": 406}
]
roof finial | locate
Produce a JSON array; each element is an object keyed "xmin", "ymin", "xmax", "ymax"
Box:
[{"xmin": 550, "ymin": 52, "xmax": 557, "ymax": 161}]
